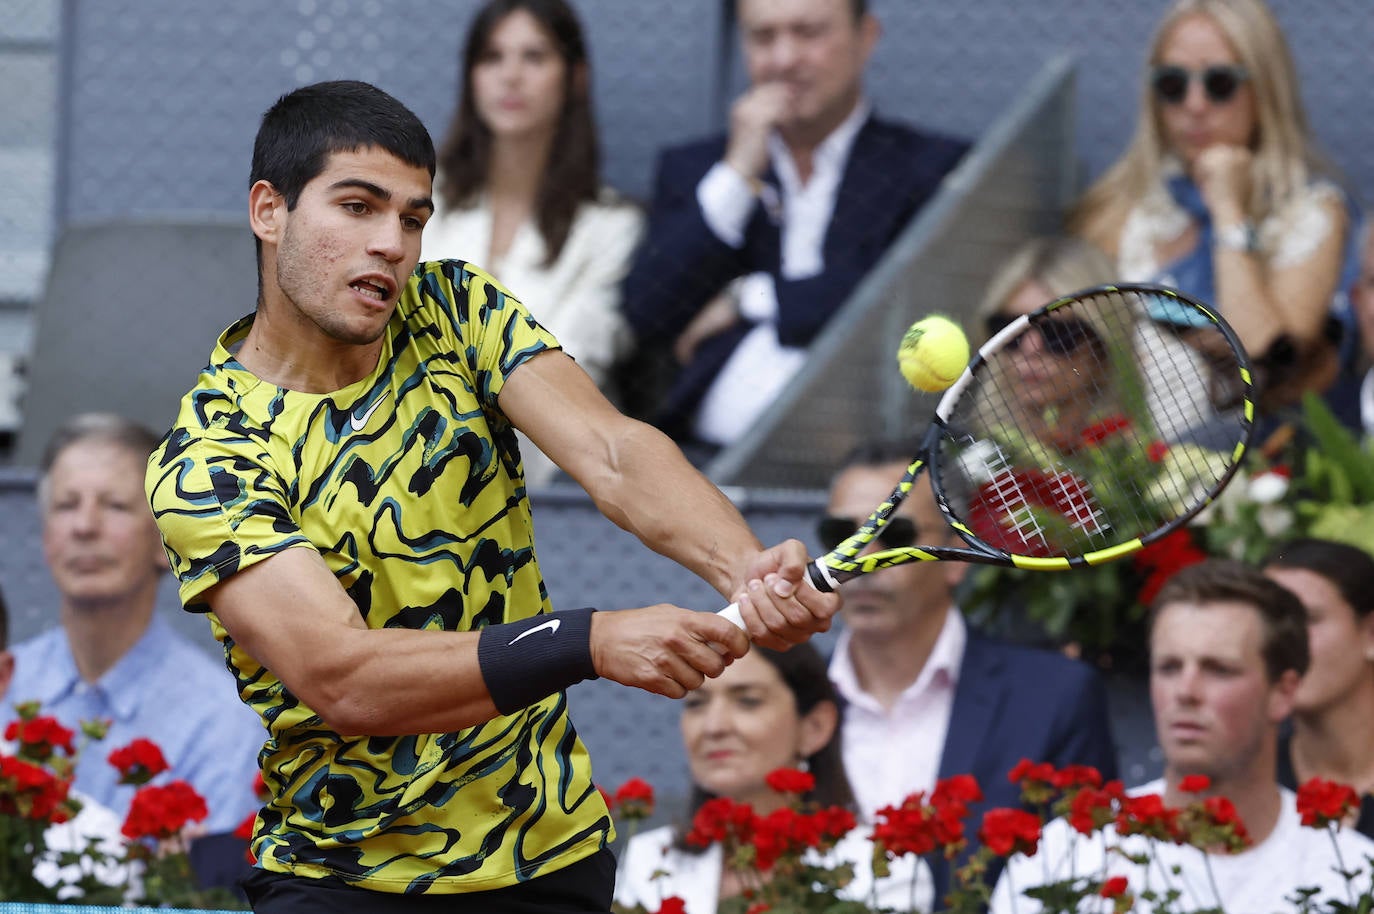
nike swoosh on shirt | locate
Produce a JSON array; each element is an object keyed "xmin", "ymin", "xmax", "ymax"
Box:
[
  {"xmin": 350, "ymin": 398, "xmax": 385, "ymax": 432},
  {"xmin": 509, "ymin": 618, "xmax": 561, "ymax": 645}
]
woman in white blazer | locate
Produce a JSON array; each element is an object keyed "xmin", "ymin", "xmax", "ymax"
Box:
[{"xmin": 424, "ymin": 0, "xmax": 643, "ymax": 485}]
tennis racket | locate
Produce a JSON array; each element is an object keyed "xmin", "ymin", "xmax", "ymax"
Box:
[{"xmin": 719, "ymin": 283, "xmax": 1253, "ymax": 627}]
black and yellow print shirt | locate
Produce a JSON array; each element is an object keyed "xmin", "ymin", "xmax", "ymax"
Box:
[{"xmin": 146, "ymin": 261, "xmax": 612, "ymax": 895}]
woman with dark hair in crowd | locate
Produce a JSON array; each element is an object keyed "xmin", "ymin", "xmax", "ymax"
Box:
[
  {"xmin": 613, "ymin": 642, "xmax": 929, "ymax": 913},
  {"xmin": 1263, "ymin": 538, "xmax": 1374, "ymax": 838},
  {"xmin": 424, "ymin": 0, "xmax": 642, "ymax": 482}
]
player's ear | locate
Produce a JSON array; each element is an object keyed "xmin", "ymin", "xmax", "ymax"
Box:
[
  {"xmin": 249, "ymin": 180, "xmax": 285, "ymax": 246},
  {"xmin": 1266, "ymin": 667, "xmax": 1300, "ymax": 724}
]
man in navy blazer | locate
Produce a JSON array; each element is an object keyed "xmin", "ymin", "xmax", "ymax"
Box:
[
  {"xmin": 822, "ymin": 440, "xmax": 1118, "ymax": 905},
  {"xmin": 621, "ymin": 0, "xmax": 968, "ymax": 444}
]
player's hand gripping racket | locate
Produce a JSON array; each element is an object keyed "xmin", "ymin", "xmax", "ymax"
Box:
[{"xmin": 719, "ymin": 283, "xmax": 1254, "ymax": 628}]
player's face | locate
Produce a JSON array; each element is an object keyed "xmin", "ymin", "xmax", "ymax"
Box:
[
  {"xmin": 1154, "ymin": 12, "xmax": 1257, "ymax": 170},
  {"xmin": 739, "ymin": 0, "xmax": 875, "ymax": 138},
  {"xmin": 826, "ymin": 461, "xmax": 957, "ymax": 640},
  {"xmin": 42, "ymin": 441, "xmax": 166, "ymax": 613},
  {"xmin": 681, "ymin": 651, "xmax": 833, "ymax": 814},
  {"xmin": 265, "ymin": 147, "xmax": 432, "ymax": 348},
  {"xmin": 1150, "ymin": 600, "xmax": 1293, "ymax": 784},
  {"xmin": 470, "ymin": 9, "xmax": 569, "ymax": 142},
  {"xmin": 1265, "ymin": 567, "xmax": 1374, "ymax": 716},
  {"xmin": 999, "ymin": 280, "xmax": 1100, "ymax": 412}
]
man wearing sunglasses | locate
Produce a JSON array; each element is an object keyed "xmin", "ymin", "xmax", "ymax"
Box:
[{"xmin": 823, "ymin": 439, "xmax": 1118, "ymax": 901}]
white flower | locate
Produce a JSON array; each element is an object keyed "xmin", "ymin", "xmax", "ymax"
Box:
[
  {"xmin": 1248, "ymin": 471, "xmax": 1290, "ymax": 505},
  {"xmin": 1257, "ymin": 504, "xmax": 1295, "ymax": 539}
]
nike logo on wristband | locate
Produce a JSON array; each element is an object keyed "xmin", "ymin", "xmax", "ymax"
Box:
[{"xmin": 509, "ymin": 618, "xmax": 561, "ymax": 645}]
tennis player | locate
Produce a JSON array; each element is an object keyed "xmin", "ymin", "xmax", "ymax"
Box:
[{"xmin": 145, "ymin": 80, "xmax": 838, "ymax": 913}]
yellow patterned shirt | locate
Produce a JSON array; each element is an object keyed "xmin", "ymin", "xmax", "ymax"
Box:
[{"xmin": 146, "ymin": 261, "xmax": 612, "ymax": 894}]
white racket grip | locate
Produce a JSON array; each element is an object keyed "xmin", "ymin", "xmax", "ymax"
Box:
[
  {"xmin": 714, "ymin": 559, "xmax": 833, "ymax": 632},
  {"xmin": 718, "ymin": 602, "xmax": 745, "ymax": 629}
]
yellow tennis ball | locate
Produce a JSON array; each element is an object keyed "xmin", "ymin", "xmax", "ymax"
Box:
[{"xmin": 897, "ymin": 315, "xmax": 969, "ymax": 392}]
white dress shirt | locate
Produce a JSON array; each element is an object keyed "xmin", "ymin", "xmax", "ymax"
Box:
[
  {"xmin": 690, "ymin": 101, "xmax": 871, "ymax": 446},
  {"xmin": 828, "ymin": 608, "xmax": 966, "ymax": 822}
]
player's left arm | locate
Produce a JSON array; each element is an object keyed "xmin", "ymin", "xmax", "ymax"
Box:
[{"xmin": 499, "ymin": 350, "xmax": 839, "ymax": 648}]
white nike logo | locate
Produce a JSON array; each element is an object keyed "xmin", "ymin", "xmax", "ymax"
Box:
[
  {"xmin": 509, "ymin": 618, "xmax": 561, "ymax": 645},
  {"xmin": 350, "ymin": 398, "xmax": 385, "ymax": 432}
]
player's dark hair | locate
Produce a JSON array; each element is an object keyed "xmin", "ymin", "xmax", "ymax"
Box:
[
  {"xmin": 436, "ymin": 0, "xmax": 599, "ymax": 266},
  {"xmin": 1262, "ymin": 538, "xmax": 1374, "ymax": 621},
  {"xmin": 675, "ymin": 642, "xmax": 855, "ymax": 852},
  {"xmin": 737, "ymin": 0, "xmax": 867, "ymax": 20},
  {"xmin": 249, "ymin": 80, "xmax": 436, "ymax": 280},
  {"xmin": 1149, "ymin": 558, "xmax": 1310, "ymax": 681}
]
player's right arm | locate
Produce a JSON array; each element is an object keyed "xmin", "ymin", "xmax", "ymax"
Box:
[{"xmin": 203, "ymin": 546, "xmax": 747, "ymax": 737}]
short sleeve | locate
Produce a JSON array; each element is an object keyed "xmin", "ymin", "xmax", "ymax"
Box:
[
  {"xmin": 147, "ymin": 427, "xmax": 313, "ymax": 610},
  {"xmin": 415, "ymin": 260, "xmax": 561, "ymax": 411}
]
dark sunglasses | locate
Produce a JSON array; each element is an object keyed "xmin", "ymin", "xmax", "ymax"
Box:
[
  {"xmin": 984, "ymin": 313, "xmax": 1102, "ymax": 357},
  {"xmin": 817, "ymin": 516, "xmax": 917, "ymax": 553},
  {"xmin": 1150, "ymin": 64, "xmax": 1249, "ymax": 105}
]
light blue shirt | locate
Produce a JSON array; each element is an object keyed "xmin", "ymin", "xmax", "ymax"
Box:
[{"xmin": 8, "ymin": 614, "xmax": 264, "ymax": 833}]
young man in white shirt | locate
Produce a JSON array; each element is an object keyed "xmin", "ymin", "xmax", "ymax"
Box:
[{"xmin": 991, "ymin": 559, "xmax": 1374, "ymax": 913}]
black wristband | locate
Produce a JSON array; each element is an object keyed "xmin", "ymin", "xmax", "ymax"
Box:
[{"xmin": 477, "ymin": 607, "xmax": 598, "ymax": 715}]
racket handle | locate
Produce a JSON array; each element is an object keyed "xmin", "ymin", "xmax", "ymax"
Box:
[
  {"xmin": 718, "ymin": 602, "xmax": 745, "ymax": 629},
  {"xmin": 715, "ymin": 560, "xmax": 830, "ymax": 631}
]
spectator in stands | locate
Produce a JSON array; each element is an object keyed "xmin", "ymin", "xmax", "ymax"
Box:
[
  {"xmin": 0, "ymin": 580, "xmax": 129, "ymax": 897},
  {"xmin": 424, "ymin": 0, "xmax": 642, "ymax": 485},
  {"xmin": 621, "ymin": 0, "xmax": 968, "ymax": 453},
  {"xmin": 614, "ymin": 643, "xmax": 931, "ymax": 913},
  {"xmin": 7, "ymin": 413, "xmax": 263, "ymax": 833},
  {"xmin": 991, "ymin": 559, "xmax": 1374, "ymax": 914},
  {"xmin": 1070, "ymin": 0, "xmax": 1358, "ymax": 414},
  {"xmin": 823, "ymin": 439, "xmax": 1117, "ymax": 901},
  {"xmin": 1263, "ymin": 538, "xmax": 1374, "ymax": 838},
  {"xmin": 977, "ymin": 236, "xmax": 1224, "ymax": 449}
]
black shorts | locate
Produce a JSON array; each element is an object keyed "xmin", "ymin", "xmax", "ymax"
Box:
[{"xmin": 241, "ymin": 847, "xmax": 617, "ymax": 914}]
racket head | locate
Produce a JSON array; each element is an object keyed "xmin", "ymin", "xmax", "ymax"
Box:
[{"xmin": 923, "ymin": 283, "xmax": 1252, "ymax": 569}]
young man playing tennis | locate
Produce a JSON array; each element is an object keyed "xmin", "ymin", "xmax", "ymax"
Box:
[{"xmin": 145, "ymin": 80, "xmax": 838, "ymax": 912}]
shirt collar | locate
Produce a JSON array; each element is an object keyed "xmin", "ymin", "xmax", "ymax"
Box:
[
  {"xmin": 829, "ymin": 606, "xmax": 966, "ymax": 708},
  {"xmin": 768, "ymin": 98, "xmax": 872, "ymax": 191}
]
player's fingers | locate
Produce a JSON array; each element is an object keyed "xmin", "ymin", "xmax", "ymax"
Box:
[
  {"xmin": 735, "ymin": 589, "xmax": 804, "ymax": 651},
  {"xmin": 691, "ymin": 611, "xmax": 750, "ymax": 659}
]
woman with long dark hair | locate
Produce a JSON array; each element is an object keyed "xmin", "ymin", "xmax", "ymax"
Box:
[{"xmin": 424, "ymin": 0, "xmax": 642, "ymax": 481}]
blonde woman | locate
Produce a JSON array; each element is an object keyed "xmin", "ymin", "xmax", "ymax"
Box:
[{"xmin": 1071, "ymin": 0, "xmax": 1356, "ymax": 410}]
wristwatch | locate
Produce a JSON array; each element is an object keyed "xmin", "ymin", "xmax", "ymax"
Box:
[{"xmin": 1214, "ymin": 221, "xmax": 1260, "ymax": 253}]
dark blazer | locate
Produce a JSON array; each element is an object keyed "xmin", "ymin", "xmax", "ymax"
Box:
[
  {"xmin": 622, "ymin": 115, "xmax": 969, "ymax": 433},
  {"xmin": 925, "ymin": 631, "xmax": 1118, "ymax": 907}
]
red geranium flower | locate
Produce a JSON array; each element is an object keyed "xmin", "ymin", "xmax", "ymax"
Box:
[
  {"xmin": 978, "ymin": 807, "xmax": 1042, "ymax": 858},
  {"xmin": 1051, "ymin": 765, "xmax": 1103, "ymax": 790},
  {"xmin": 5, "ymin": 716, "xmax": 76, "ymax": 761},
  {"xmin": 1100, "ymin": 875, "xmax": 1130, "ymax": 898},
  {"xmin": 1133, "ymin": 528, "xmax": 1207, "ymax": 607},
  {"xmin": 612, "ymin": 777, "xmax": 655, "ymax": 821},
  {"xmin": 966, "ymin": 469, "xmax": 1104, "ymax": 558},
  {"xmin": 1178, "ymin": 774, "xmax": 1211, "ymax": 794},
  {"xmin": 121, "ymin": 779, "xmax": 209, "ymax": 841},
  {"xmin": 764, "ymin": 767, "xmax": 816, "ymax": 796},
  {"xmin": 1116, "ymin": 793, "xmax": 1182, "ymax": 842},
  {"xmin": 1081, "ymin": 414, "xmax": 1133, "ymax": 447},
  {"xmin": 1067, "ymin": 785, "xmax": 1119, "ymax": 836},
  {"xmin": 655, "ymin": 897, "xmax": 688, "ymax": 914},
  {"xmin": 873, "ymin": 795, "xmax": 937, "ymax": 858},
  {"xmin": 1296, "ymin": 778, "xmax": 1360, "ymax": 829},
  {"xmin": 108, "ymin": 737, "xmax": 170, "ymax": 786}
]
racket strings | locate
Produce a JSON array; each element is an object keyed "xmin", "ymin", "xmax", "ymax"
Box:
[{"xmin": 938, "ymin": 287, "xmax": 1248, "ymax": 559}]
